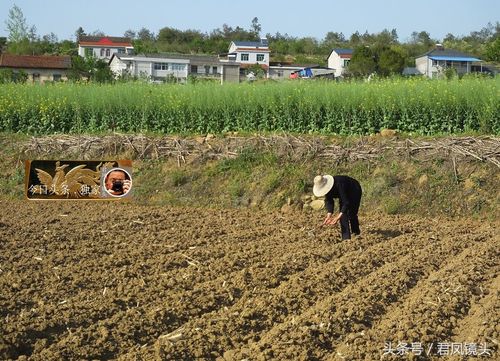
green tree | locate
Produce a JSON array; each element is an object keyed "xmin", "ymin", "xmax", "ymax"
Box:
[
  {"xmin": 0, "ymin": 37, "xmax": 6, "ymax": 52},
  {"xmin": 137, "ymin": 27, "xmax": 155, "ymax": 42},
  {"xmin": 348, "ymin": 46, "xmax": 376, "ymax": 77},
  {"xmin": 245, "ymin": 64, "xmax": 266, "ymax": 79},
  {"xmin": 251, "ymin": 17, "xmax": 261, "ymax": 37},
  {"xmin": 75, "ymin": 27, "xmax": 86, "ymax": 41},
  {"xmin": 0, "ymin": 69, "xmax": 14, "ymax": 83},
  {"xmin": 5, "ymin": 4, "xmax": 28, "ymax": 42},
  {"xmin": 377, "ymin": 47, "xmax": 405, "ymax": 76},
  {"xmin": 93, "ymin": 59, "xmax": 114, "ymax": 83},
  {"xmin": 123, "ymin": 29, "xmax": 136, "ymax": 39},
  {"xmin": 484, "ymin": 37, "xmax": 500, "ymax": 62}
]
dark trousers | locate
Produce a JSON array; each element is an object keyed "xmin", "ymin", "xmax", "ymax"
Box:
[{"xmin": 339, "ymin": 183, "xmax": 362, "ymax": 240}]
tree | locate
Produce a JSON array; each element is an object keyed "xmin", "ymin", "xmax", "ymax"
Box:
[
  {"xmin": 124, "ymin": 29, "xmax": 136, "ymax": 39},
  {"xmin": 410, "ymin": 31, "xmax": 433, "ymax": 48},
  {"xmin": 251, "ymin": 17, "xmax": 261, "ymax": 37},
  {"xmin": 137, "ymin": 27, "xmax": 155, "ymax": 42},
  {"xmin": 348, "ymin": 46, "xmax": 376, "ymax": 77},
  {"xmin": 324, "ymin": 31, "xmax": 346, "ymax": 45},
  {"xmin": 90, "ymin": 29, "xmax": 105, "ymax": 37},
  {"xmin": 0, "ymin": 37, "xmax": 7, "ymax": 53},
  {"xmin": 484, "ymin": 37, "xmax": 500, "ymax": 62},
  {"xmin": 28, "ymin": 25, "xmax": 38, "ymax": 42},
  {"xmin": 377, "ymin": 47, "xmax": 405, "ymax": 76},
  {"xmin": 5, "ymin": 4, "xmax": 29, "ymax": 42},
  {"xmin": 350, "ymin": 31, "xmax": 361, "ymax": 45},
  {"xmin": 245, "ymin": 64, "xmax": 265, "ymax": 79},
  {"xmin": 75, "ymin": 27, "xmax": 86, "ymax": 41}
]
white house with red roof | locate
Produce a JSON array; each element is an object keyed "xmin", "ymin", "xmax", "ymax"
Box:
[
  {"xmin": 78, "ymin": 36, "xmax": 134, "ymax": 60},
  {"xmin": 327, "ymin": 48, "xmax": 353, "ymax": 77},
  {"xmin": 221, "ymin": 39, "xmax": 270, "ymax": 77}
]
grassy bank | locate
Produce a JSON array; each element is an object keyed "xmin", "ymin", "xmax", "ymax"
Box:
[
  {"xmin": 1, "ymin": 133, "xmax": 498, "ymax": 219},
  {"xmin": 1, "ymin": 77, "xmax": 499, "ymax": 135}
]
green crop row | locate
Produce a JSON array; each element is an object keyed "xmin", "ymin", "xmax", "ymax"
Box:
[{"xmin": 1, "ymin": 77, "xmax": 499, "ymax": 135}]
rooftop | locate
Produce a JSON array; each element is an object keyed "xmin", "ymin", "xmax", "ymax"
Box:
[{"xmin": 0, "ymin": 54, "xmax": 71, "ymax": 69}]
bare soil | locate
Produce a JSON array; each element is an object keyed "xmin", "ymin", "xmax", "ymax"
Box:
[{"xmin": 0, "ymin": 200, "xmax": 498, "ymax": 360}]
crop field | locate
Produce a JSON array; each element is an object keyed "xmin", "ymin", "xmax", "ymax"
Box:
[
  {"xmin": 0, "ymin": 201, "xmax": 498, "ymax": 360},
  {"xmin": 1, "ymin": 77, "xmax": 499, "ymax": 135}
]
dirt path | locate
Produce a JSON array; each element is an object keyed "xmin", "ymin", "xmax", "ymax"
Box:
[{"xmin": 0, "ymin": 201, "xmax": 498, "ymax": 360}]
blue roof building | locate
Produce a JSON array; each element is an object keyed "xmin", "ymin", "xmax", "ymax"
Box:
[{"xmin": 415, "ymin": 45, "xmax": 483, "ymax": 78}]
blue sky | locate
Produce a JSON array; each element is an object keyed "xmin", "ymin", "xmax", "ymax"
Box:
[{"xmin": 1, "ymin": 0, "xmax": 499, "ymax": 42}]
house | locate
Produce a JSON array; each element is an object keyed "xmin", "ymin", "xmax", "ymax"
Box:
[
  {"xmin": 268, "ymin": 62, "xmax": 335, "ymax": 80},
  {"xmin": 0, "ymin": 54, "xmax": 71, "ymax": 82},
  {"xmin": 268, "ymin": 62, "xmax": 306, "ymax": 80},
  {"xmin": 415, "ymin": 45, "xmax": 483, "ymax": 78},
  {"xmin": 109, "ymin": 54, "xmax": 189, "ymax": 82},
  {"xmin": 327, "ymin": 48, "xmax": 353, "ymax": 77},
  {"xmin": 78, "ymin": 36, "xmax": 134, "ymax": 60},
  {"xmin": 221, "ymin": 39, "xmax": 270, "ymax": 78},
  {"xmin": 109, "ymin": 53, "xmax": 240, "ymax": 83}
]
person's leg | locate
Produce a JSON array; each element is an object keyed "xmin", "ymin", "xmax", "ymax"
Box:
[
  {"xmin": 349, "ymin": 184, "xmax": 362, "ymax": 235},
  {"xmin": 340, "ymin": 208, "xmax": 352, "ymax": 240}
]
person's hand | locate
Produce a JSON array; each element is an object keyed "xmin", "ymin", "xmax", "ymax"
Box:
[
  {"xmin": 322, "ymin": 213, "xmax": 342, "ymax": 226},
  {"xmin": 123, "ymin": 179, "xmax": 132, "ymax": 193},
  {"xmin": 322, "ymin": 213, "xmax": 333, "ymax": 226}
]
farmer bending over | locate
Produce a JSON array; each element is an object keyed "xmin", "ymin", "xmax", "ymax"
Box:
[{"xmin": 313, "ymin": 174, "xmax": 362, "ymax": 240}]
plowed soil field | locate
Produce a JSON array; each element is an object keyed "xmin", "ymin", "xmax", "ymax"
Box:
[{"xmin": 0, "ymin": 201, "xmax": 498, "ymax": 360}]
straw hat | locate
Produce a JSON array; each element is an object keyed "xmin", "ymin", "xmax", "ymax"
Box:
[{"xmin": 313, "ymin": 174, "xmax": 334, "ymax": 197}]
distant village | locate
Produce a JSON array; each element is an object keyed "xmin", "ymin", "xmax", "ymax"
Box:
[{"xmin": 0, "ymin": 34, "xmax": 496, "ymax": 84}]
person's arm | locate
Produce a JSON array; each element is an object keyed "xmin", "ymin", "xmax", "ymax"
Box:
[
  {"xmin": 325, "ymin": 180, "xmax": 349, "ymax": 225},
  {"xmin": 322, "ymin": 193, "xmax": 335, "ymax": 225}
]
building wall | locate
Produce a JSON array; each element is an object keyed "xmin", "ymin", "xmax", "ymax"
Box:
[
  {"xmin": 78, "ymin": 46, "xmax": 128, "ymax": 59},
  {"xmin": 415, "ymin": 56, "xmax": 429, "ymax": 77},
  {"xmin": 222, "ymin": 64, "xmax": 240, "ymax": 83},
  {"xmin": 327, "ymin": 52, "xmax": 350, "ymax": 77},
  {"xmin": 5, "ymin": 68, "xmax": 69, "ymax": 83},
  {"xmin": 110, "ymin": 56, "xmax": 189, "ymax": 81},
  {"xmin": 268, "ymin": 66, "xmax": 303, "ymax": 80},
  {"xmin": 228, "ymin": 43, "xmax": 270, "ymax": 67},
  {"xmin": 190, "ymin": 63, "xmax": 220, "ymax": 76},
  {"xmin": 416, "ymin": 56, "xmax": 473, "ymax": 78}
]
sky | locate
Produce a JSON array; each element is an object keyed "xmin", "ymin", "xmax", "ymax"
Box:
[{"xmin": 1, "ymin": 0, "xmax": 499, "ymax": 43}]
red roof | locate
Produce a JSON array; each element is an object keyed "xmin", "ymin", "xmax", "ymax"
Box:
[
  {"xmin": 79, "ymin": 36, "xmax": 133, "ymax": 47},
  {"xmin": 0, "ymin": 54, "xmax": 71, "ymax": 69}
]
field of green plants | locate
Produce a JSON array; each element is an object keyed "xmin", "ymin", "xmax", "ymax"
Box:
[{"xmin": 1, "ymin": 77, "xmax": 499, "ymax": 135}]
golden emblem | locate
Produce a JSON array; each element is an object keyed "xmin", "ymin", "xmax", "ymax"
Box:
[{"xmin": 32, "ymin": 161, "xmax": 114, "ymax": 197}]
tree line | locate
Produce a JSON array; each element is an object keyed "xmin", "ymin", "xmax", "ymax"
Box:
[{"xmin": 2, "ymin": 4, "xmax": 500, "ymax": 80}]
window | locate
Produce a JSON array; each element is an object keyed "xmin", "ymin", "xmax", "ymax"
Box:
[
  {"xmin": 117, "ymin": 48, "xmax": 125, "ymax": 54},
  {"xmin": 191, "ymin": 65, "xmax": 198, "ymax": 73},
  {"xmin": 212, "ymin": 66, "xmax": 218, "ymax": 74},
  {"xmin": 257, "ymin": 54, "xmax": 264, "ymax": 62},
  {"xmin": 241, "ymin": 53, "xmax": 249, "ymax": 61},
  {"xmin": 171, "ymin": 63, "xmax": 186, "ymax": 71},
  {"xmin": 85, "ymin": 48, "xmax": 94, "ymax": 57},
  {"xmin": 100, "ymin": 49, "xmax": 105, "ymax": 57},
  {"xmin": 154, "ymin": 63, "xmax": 168, "ymax": 70},
  {"xmin": 343, "ymin": 59, "xmax": 350, "ymax": 67},
  {"xmin": 53, "ymin": 74, "xmax": 62, "ymax": 82},
  {"xmin": 106, "ymin": 49, "xmax": 111, "ymax": 57},
  {"xmin": 32, "ymin": 73, "xmax": 40, "ymax": 82},
  {"xmin": 277, "ymin": 70, "xmax": 284, "ymax": 78},
  {"xmin": 205, "ymin": 65, "xmax": 210, "ymax": 74}
]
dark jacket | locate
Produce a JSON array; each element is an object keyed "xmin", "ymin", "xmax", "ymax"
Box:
[{"xmin": 324, "ymin": 176, "xmax": 362, "ymax": 214}]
